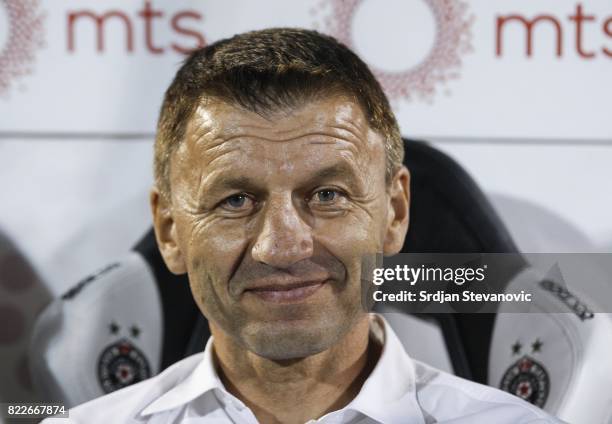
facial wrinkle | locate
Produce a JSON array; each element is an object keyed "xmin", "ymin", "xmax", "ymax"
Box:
[
  {"xmin": 327, "ymin": 123, "xmax": 366, "ymax": 144},
  {"xmin": 204, "ymin": 131, "xmax": 363, "ymax": 148},
  {"xmin": 209, "ymin": 103, "xmax": 368, "ymax": 146},
  {"xmin": 202, "ymin": 144, "xmax": 243, "ymax": 169}
]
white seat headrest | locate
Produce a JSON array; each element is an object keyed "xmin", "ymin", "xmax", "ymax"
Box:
[
  {"xmin": 489, "ymin": 267, "xmax": 612, "ymax": 424},
  {"xmin": 29, "ymin": 252, "xmax": 163, "ymax": 407}
]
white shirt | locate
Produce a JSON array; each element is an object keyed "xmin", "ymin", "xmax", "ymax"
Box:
[{"xmin": 44, "ymin": 314, "xmax": 563, "ymax": 423}]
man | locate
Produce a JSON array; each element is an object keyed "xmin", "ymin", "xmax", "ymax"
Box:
[{"xmin": 47, "ymin": 28, "xmax": 562, "ymax": 423}]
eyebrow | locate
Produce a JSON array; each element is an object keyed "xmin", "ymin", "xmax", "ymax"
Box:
[
  {"xmin": 200, "ymin": 161, "xmax": 362, "ymax": 200},
  {"xmin": 200, "ymin": 175, "xmax": 264, "ymax": 199}
]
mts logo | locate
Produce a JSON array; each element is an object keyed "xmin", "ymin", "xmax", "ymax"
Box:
[
  {"xmin": 496, "ymin": 3, "xmax": 612, "ymax": 58},
  {"xmin": 67, "ymin": 0, "xmax": 205, "ymax": 54}
]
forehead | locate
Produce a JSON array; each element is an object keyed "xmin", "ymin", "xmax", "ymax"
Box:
[
  {"xmin": 171, "ymin": 95, "xmax": 385, "ymax": 187},
  {"xmin": 187, "ymin": 95, "xmax": 379, "ymax": 145}
]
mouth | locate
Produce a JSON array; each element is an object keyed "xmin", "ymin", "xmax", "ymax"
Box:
[{"xmin": 245, "ymin": 280, "xmax": 327, "ymax": 303}]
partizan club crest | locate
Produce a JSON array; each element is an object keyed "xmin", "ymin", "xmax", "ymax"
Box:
[
  {"xmin": 98, "ymin": 338, "xmax": 151, "ymax": 393},
  {"xmin": 500, "ymin": 356, "xmax": 550, "ymax": 407}
]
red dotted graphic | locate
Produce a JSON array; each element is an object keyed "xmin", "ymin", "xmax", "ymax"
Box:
[
  {"xmin": 0, "ymin": 0, "xmax": 45, "ymax": 96},
  {"xmin": 312, "ymin": 0, "xmax": 474, "ymax": 102}
]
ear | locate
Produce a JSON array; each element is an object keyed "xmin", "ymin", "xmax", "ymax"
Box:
[
  {"xmin": 383, "ymin": 166, "xmax": 410, "ymax": 255},
  {"xmin": 150, "ymin": 187, "xmax": 187, "ymax": 275}
]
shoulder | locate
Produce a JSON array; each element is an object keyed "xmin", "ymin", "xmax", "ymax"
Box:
[
  {"xmin": 412, "ymin": 360, "xmax": 565, "ymax": 423},
  {"xmin": 41, "ymin": 353, "xmax": 204, "ymax": 424}
]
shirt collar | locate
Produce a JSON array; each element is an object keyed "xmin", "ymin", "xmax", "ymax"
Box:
[
  {"xmin": 140, "ymin": 336, "xmax": 222, "ymax": 416},
  {"xmin": 140, "ymin": 314, "xmax": 424, "ymax": 423},
  {"xmin": 341, "ymin": 314, "xmax": 425, "ymax": 423}
]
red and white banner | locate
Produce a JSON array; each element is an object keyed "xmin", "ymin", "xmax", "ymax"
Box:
[{"xmin": 1, "ymin": 0, "xmax": 611, "ymax": 140}]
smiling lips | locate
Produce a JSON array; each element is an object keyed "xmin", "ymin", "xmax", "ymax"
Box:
[{"xmin": 245, "ymin": 280, "xmax": 327, "ymax": 303}]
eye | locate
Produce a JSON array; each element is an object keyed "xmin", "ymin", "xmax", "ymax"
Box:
[
  {"xmin": 309, "ymin": 188, "xmax": 347, "ymax": 210},
  {"xmin": 219, "ymin": 193, "xmax": 255, "ymax": 212},
  {"xmin": 315, "ymin": 189, "xmax": 338, "ymax": 203}
]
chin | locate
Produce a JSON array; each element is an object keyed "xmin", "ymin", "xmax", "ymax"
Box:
[{"xmin": 242, "ymin": 313, "xmax": 358, "ymax": 360}]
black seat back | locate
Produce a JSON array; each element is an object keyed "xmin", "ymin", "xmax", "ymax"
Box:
[{"xmin": 401, "ymin": 140, "xmax": 525, "ymax": 383}]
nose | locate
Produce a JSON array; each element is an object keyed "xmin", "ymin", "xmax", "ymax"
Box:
[{"xmin": 251, "ymin": 195, "xmax": 314, "ymax": 268}]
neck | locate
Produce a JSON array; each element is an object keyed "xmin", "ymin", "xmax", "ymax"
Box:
[{"xmin": 210, "ymin": 314, "xmax": 380, "ymax": 424}]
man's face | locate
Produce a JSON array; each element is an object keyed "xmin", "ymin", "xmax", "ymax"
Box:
[{"xmin": 153, "ymin": 95, "xmax": 408, "ymax": 360}]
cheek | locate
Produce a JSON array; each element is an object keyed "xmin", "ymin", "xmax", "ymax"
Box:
[
  {"xmin": 314, "ymin": 206, "xmax": 386, "ymax": 277},
  {"xmin": 178, "ymin": 216, "xmax": 251, "ymax": 290},
  {"xmin": 180, "ymin": 218, "xmax": 252, "ymax": 323},
  {"xmin": 202, "ymin": 222, "xmax": 249, "ymax": 263},
  {"xmin": 316, "ymin": 216, "xmax": 377, "ymax": 251}
]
